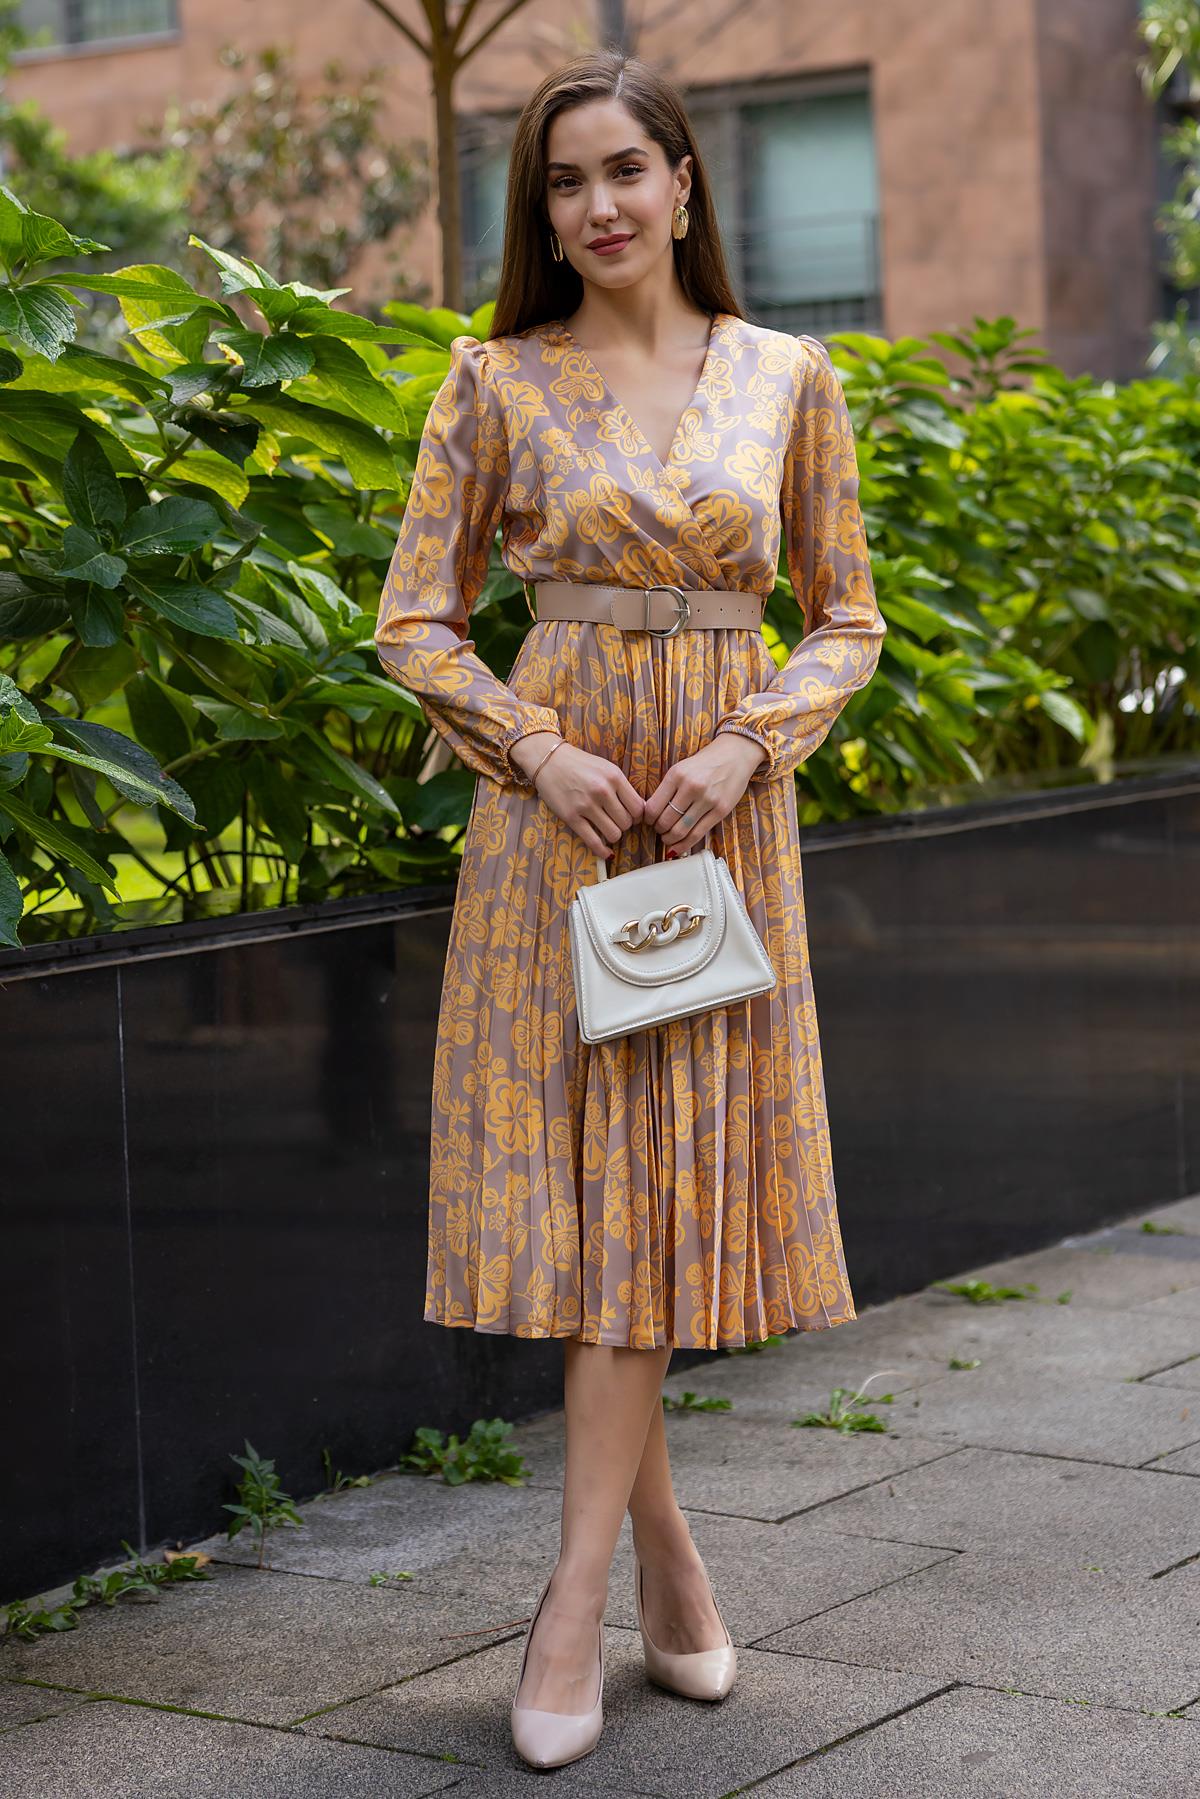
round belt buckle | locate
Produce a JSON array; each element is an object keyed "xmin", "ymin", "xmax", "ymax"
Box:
[{"xmin": 643, "ymin": 584, "xmax": 690, "ymax": 637}]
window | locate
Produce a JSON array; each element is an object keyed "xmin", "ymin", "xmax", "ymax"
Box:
[
  {"xmin": 1153, "ymin": 57, "xmax": 1200, "ymax": 331},
  {"xmin": 456, "ymin": 74, "xmax": 882, "ymax": 336},
  {"xmin": 459, "ymin": 115, "xmax": 514, "ymax": 310},
  {"xmin": 691, "ymin": 77, "xmax": 881, "ymax": 336},
  {"xmin": 17, "ymin": 0, "xmax": 177, "ymax": 52}
]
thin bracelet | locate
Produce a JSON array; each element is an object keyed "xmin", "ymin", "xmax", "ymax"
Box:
[{"xmin": 529, "ymin": 736, "xmax": 567, "ymax": 785}]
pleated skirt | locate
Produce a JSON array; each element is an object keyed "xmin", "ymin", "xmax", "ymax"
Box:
[{"xmin": 422, "ymin": 617, "xmax": 858, "ymax": 1349}]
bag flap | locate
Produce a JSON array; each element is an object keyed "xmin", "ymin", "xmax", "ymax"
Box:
[{"xmin": 573, "ymin": 849, "xmax": 725, "ymax": 986}]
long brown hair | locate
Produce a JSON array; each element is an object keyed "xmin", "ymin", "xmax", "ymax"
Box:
[{"xmin": 489, "ymin": 49, "xmax": 743, "ymax": 339}]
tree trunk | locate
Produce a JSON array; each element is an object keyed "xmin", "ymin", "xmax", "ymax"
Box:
[{"xmin": 428, "ymin": 6, "xmax": 462, "ymax": 310}]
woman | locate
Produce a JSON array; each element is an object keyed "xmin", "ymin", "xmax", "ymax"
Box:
[{"xmin": 375, "ymin": 49, "xmax": 886, "ymax": 1771}]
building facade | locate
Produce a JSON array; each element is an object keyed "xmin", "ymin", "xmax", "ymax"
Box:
[{"xmin": 11, "ymin": 0, "xmax": 1166, "ymax": 378}]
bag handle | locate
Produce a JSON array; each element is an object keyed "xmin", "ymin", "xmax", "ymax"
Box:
[{"xmin": 592, "ymin": 840, "xmax": 699, "ymax": 881}]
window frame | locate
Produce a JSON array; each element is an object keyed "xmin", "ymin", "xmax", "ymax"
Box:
[
  {"xmin": 13, "ymin": 0, "xmax": 179, "ymax": 61},
  {"xmin": 687, "ymin": 68, "xmax": 882, "ymax": 336}
]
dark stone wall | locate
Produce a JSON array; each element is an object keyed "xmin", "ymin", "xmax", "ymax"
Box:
[{"xmin": 3, "ymin": 768, "xmax": 1197, "ymax": 1601}]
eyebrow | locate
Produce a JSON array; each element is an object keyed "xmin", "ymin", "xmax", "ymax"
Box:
[{"xmin": 545, "ymin": 146, "xmax": 648, "ymax": 173}]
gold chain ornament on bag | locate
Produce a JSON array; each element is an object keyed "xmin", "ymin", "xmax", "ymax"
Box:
[{"xmin": 614, "ymin": 900, "xmax": 705, "ymax": 951}]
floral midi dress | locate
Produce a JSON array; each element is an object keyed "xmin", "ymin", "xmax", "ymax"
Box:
[{"xmin": 375, "ymin": 310, "xmax": 887, "ymax": 1350}]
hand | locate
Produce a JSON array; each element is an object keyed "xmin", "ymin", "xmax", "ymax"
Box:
[
  {"xmin": 642, "ymin": 734, "xmax": 768, "ymax": 855},
  {"xmin": 510, "ymin": 731, "xmax": 645, "ymax": 860}
]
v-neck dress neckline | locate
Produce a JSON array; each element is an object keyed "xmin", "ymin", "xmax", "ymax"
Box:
[{"xmin": 549, "ymin": 311, "xmax": 726, "ymax": 476}]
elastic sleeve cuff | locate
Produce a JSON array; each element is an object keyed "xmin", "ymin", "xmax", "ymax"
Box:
[
  {"xmin": 714, "ymin": 721, "xmax": 776, "ymax": 780},
  {"xmin": 501, "ymin": 716, "xmax": 565, "ymax": 789}
]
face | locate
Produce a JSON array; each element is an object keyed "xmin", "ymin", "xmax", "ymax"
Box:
[{"xmin": 543, "ymin": 97, "xmax": 691, "ymax": 288}]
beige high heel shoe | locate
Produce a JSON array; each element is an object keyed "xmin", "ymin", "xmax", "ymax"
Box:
[
  {"xmin": 634, "ymin": 1550, "xmax": 737, "ymax": 1701},
  {"xmin": 510, "ymin": 1571, "xmax": 605, "ymax": 1769}
]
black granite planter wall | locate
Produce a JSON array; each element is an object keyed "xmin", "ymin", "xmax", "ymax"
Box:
[{"xmin": 2, "ymin": 763, "xmax": 1198, "ymax": 1602}]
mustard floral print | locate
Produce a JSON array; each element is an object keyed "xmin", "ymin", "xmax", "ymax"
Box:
[{"xmin": 376, "ymin": 311, "xmax": 887, "ymax": 1348}]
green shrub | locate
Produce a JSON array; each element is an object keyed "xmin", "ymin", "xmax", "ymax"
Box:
[{"xmin": 0, "ymin": 193, "xmax": 1195, "ymax": 946}]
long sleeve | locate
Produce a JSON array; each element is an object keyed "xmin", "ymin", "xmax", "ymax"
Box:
[
  {"xmin": 713, "ymin": 334, "xmax": 887, "ymax": 782},
  {"xmin": 375, "ymin": 334, "xmax": 563, "ymax": 789}
]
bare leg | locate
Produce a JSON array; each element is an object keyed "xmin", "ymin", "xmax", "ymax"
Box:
[
  {"xmin": 626, "ymin": 1399, "xmax": 729, "ymax": 1652},
  {"xmin": 515, "ymin": 1339, "xmax": 671, "ymax": 1713}
]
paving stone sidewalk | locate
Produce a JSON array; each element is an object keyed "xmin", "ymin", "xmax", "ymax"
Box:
[{"xmin": 4, "ymin": 1194, "xmax": 1200, "ymax": 1797}]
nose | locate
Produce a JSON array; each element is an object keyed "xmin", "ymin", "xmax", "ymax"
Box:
[{"xmin": 586, "ymin": 184, "xmax": 620, "ymax": 225}]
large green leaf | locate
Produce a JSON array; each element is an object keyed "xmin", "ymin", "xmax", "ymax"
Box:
[
  {"xmin": 58, "ymin": 643, "xmax": 138, "ymax": 710},
  {"xmin": 175, "ymin": 407, "xmax": 260, "ymax": 468},
  {"xmin": 234, "ymin": 393, "xmax": 399, "ymax": 489},
  {"xmin": 0, "ymin": 674, "xmax": 40, "ymax": 725},
  {"xmin": 292, "ymin": 729, "xmax": 399, "ymax": 817},
  {"xmin": 52, "ymin": 718, "xmax": 196, "ymax": 820},
  {"xmin": 0, "ymin": 185, "xmax": 110, "ymax": 268},
  {"xmin": 246, "ymin": 753, "xmax": 307, "ymax": 862},
  {"xmin": 16, "ymin": 343, "xmax": 169, "ymax": 404},
  {"xmin": 76, "ymin": 263, "xmax": 234, "ymax": 364},
  {"xmin": 0, "ymin": 392, "xmax": 109, "ymax": 471},
  {"xmin": 68, "ymin": 584, "xmax": 125, "ymax": 648},
  {"xmin": 120, "ymin": 495, "xmax": 223, "ymax": 555},
  {"xmin": 214, "ymin": 329, "xmax": 315, "ymax": 387},
  {"xmin": 0, "ymin": 588, "xmax": 69, "ymax": 638},
  {"xmin": 0, "ymin": 845, "xmax": 21, "ymax": 946},
  {"xmin": 125, "ymin": 574, "xmax": 239, "ymax": 640},
  {"xmin": 0, "ymin": 787, "xmax": 118, "ymax": 893},
  {"xmin": 124, "ymin": 672, "xmax": 192, "ymax": 764},
  {"xmin": 0, "ymin": 283, "xmax": 78, "ymax": 360},
  {"xmin": 298, "ymin": 335, "xmax": 413, "ymax": 431},
  {"xmin": 63, "ymin": 429, "xmax": 126, "ymax": 537},
  {"xmin": 0, "ymin": 708, "xmax": 53, "ymax": 754},
  {"xmin": 192, "ymin": 697, "xmax": 284, "ymax": 741},
  {"xmin": 60, "ymin": 527, "xmax": 126, "ymax": 588},
  {"xmin": 168, "ymin": 450, "xmax": 251, "ymax": 507}
]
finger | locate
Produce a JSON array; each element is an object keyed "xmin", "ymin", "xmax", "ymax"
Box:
[
  {"xmin": 659, "ymin": 791, "xmax": 711, "ymax": 844},
  {"xmin": 648, "ymin": 779, "xmax": 692, "ymax": 834},
  {"xmin": 574, "ymin": 816, "xmax": 615, "ymax": 859},
  {"xmin": 613, "ymin": 770, "xmax": 646, "ymax": 821},
  {"xmin": 642, "ymin": 789, "xmax": 675, "ymax": 830},
  {"xmin": 599, "ymin": 786, "xmax": 639, "ymax": 835},
  {"xmin": 591, "ymin": 793, "xmax": 632, "ymax": 844},
  {"xmin": 672, "ymin": 805, "xmax": 722, "ymax": 857}
]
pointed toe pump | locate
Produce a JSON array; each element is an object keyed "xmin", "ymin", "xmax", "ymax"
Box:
[
  {"xmin": 634, "ymin": 1550, "xmax": 738, "ymax": 1702},
  {"xmin": 511, "ymin": 1572, "xmax": 606, "ymax": 1769}
]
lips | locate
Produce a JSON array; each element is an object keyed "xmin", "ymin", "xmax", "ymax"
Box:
[{"xmin": 588, "ymin": 234, "xmax": 633, "ymax": 251}]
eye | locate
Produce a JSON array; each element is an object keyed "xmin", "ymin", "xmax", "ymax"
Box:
[{"xmin": 550, "ymin": 163, "xmax": 645, "ymax": 191}]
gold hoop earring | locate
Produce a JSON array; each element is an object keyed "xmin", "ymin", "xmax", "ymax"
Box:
[
  {"xmin": 549, "ymin": 229, "xmax": 564, "ymax": 262},
  {"xmin": 671, "ymin": 203, "xmax": 689, "ymax": 241}
]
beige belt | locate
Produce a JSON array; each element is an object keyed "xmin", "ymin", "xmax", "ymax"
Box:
[{"xmin": 526, "ymin": 579, "xmax": 764, "ymax": 636}]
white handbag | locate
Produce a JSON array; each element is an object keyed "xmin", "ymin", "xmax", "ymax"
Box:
[{"xmin": 568, "ymin": 844, "xmax": 777, "ymax": 1044}]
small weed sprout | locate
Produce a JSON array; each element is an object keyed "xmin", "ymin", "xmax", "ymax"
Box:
[
  {"xmin": 931, "ymin": 1279, "xmax": 1038, "ymax": 1305},
  {"xmin": 401, "ymin": 1418, "xmax": 528, "ymax": 1487},
  {"xmin": 223, "ymin": 1440, "xmax": 303, "ymax": 1569},
  {"xmin": 2, "ymin": 1542, "xmax": 211, "ymax": 1642},
  {"xmin": 319, "ymin": 1447, "xmax": 373, "ymax": 1496},
  {"xmin": 662, "ymin": 1390, "xmax": 733, "ymax": 1413},
  {"xmin": 794, "ymin": 1370, "xmax": 902, "ymax": 1433}
]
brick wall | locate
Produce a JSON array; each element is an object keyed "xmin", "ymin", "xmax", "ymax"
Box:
[{"xmin": 8, "ymin": 0, "xmax": 1160, "ymax": 376}]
